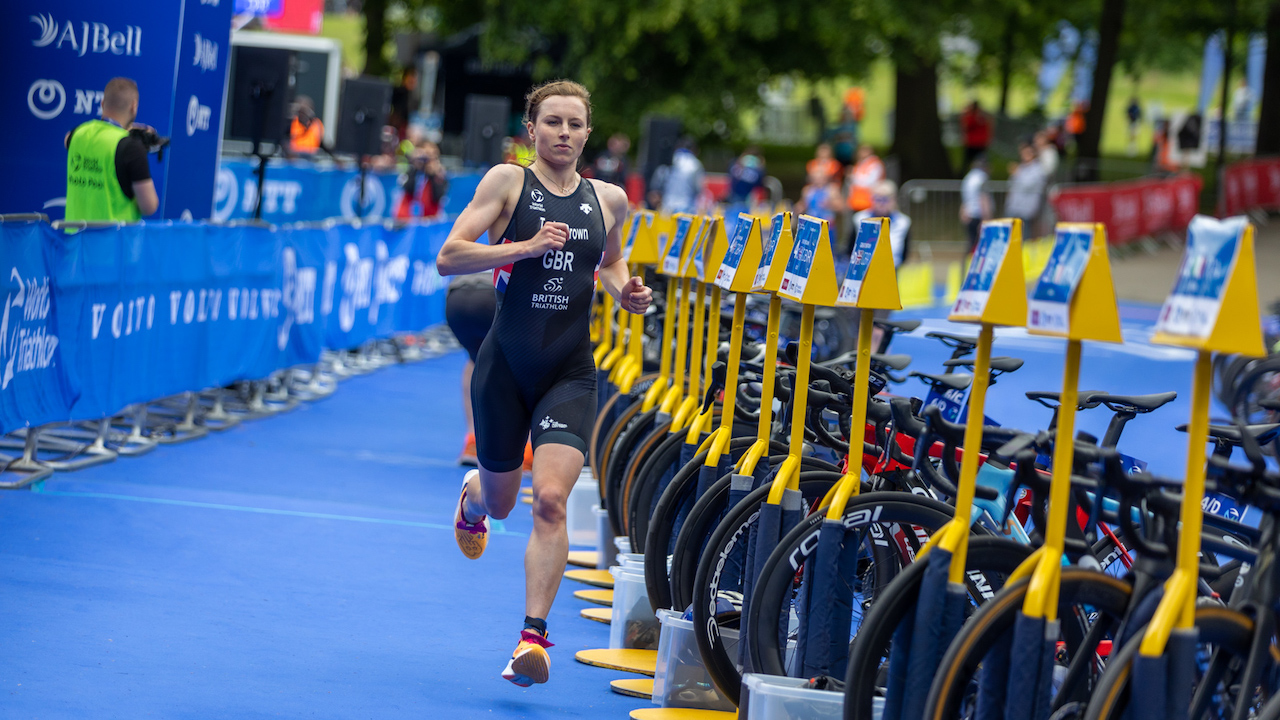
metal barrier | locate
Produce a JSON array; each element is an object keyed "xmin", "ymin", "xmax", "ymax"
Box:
[{"xmin": 898, "ymin": 179, "xmax": 1013, "ymax": 245}]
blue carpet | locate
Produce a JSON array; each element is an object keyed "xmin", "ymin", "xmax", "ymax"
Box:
[
  {"xmin": 0, "ymin": 353, "xmax": 638, "ymax": 719},
  {"xmin": 0, "ymin": 309, "xmax": 1245, "ymax": 717}
]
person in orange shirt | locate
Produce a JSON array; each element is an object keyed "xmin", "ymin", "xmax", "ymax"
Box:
[
  {"xmin": 806, "ymin": 143, "xmax": 841, "ymax": 184},
  {"xmin": 843, "ymin": 86, "xmax": 865, "ymax": 122},
  {"xmin": 1065, "ymin": 102, "xmax": 1087, "ymax": 149},
  {"xmin": 846, "ymin": 144, "xmax": 885, "ymax": 212},
  {"xmin": 288, "ymin": 96, "xmax": 324, "ymax": 156}
]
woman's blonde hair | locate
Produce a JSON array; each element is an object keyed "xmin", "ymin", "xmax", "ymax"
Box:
[{"xmin": 524, "ymin": 79, "xmax": 592, "ymax": 127}]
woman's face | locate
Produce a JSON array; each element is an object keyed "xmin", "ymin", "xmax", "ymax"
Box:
[{"xmin": 527, "ymin": 96, "xmax": 591, "ymax": 167}]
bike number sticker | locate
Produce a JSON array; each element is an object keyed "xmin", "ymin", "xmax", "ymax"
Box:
[
  {"xmin": 779, "ymin": 216, "xmax": 823, "ymax": 300},
  {"xmin": 752, "ymin": 213, "xmax": 786, "ymax": 289},
  {"xmin": 715, "ymin": 214, "xmax": 754, "ymax": 291},
  {"xmin": 685, "ymin": 219, "xmax": 710, "ymax": 277},
  {"xmin": 662, "ymin": 215, "xmax": 693, "ymax": 275},
  {"xmin": 1155, "ymin": 215, "xmax": 1246, "ymax": 339},
  {"xmin": 951, "ymin": 221, "xmax": 1012, "ymax": 318},
  {"xmin": 1028, "ymin": 225, "xmax": 1093, "ymax": 334},
  {"xmin": 837, "ymin": 219, "xmax": 881, "ymax": 305},
  {"xmin": 622, "ymin": 211, "xmax": 650, "ymax": 261}
]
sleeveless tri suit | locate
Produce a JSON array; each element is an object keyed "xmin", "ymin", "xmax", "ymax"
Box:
[{"xmin": 471, "ymin": 168, "xmax": 607, "ymax": 472}]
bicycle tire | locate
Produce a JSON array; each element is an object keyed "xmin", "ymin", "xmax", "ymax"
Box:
[
  {"xmin": 924, "ymin": 570, "xmax": 1134, "ymax": 720},
  {"xmin": 618, "ymin": 421, "xmax": 677, "ymax": 536},
  {"xmin": 604, "ymin": 408, "xmax": 661, "ymax": 535},
  {"xmin": 667, "ymin": 456, "xmax": 837, "ymax": 612},
  {"xmin": 1082, "ymin": 605, "xmax": 1255, "ymax": 720},
  {"xmin": 590, "ymin": 374, "xmax": 655, "ymax": 482},
  {"xmin": 843, "ymin": 536, "xmax": 1034, "ymax": 720},
  {"xmin": 744, "ymin": 493, "xmax": 960, "ymax": 688},
  {"xmin": 627, "ymin": 426, "xmax": 708, "ymax": 552}
]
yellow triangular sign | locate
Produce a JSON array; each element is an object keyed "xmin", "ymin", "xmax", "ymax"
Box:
[
  {"xmin": 949, "ymin": 218, "xmax": 1027, "ymax": 327},
  {"xmin": 1151, "ymin": 215, "xmax": 1265, "ymax": 357},
  {"xmin": 714, "ymin": 213, "xmax": 765, "ymax": 294},
  {"xmin": 1027, "ymin": 222, "xmax": 1122, "ymax": 343},
  {"xmin": 678, "ymin": 215, "xmax": 711, "ymax": 279},
  {"xmin": 659, "ymin": 214, "xmax": 700, "ymax": 277},
  {"xmin": 751, "ymin": 211, "xmax": 793, "ymax": 294},
  {"xmin": 700, "ymin": 216, "xmax": 729, "ymax": 284},
  {"xmin": 625, "ymin": 210, "xmax": 660, "ymax": 266},
  {"xmin": 835, "ymin": 216, "xmax": 901, "ymax": 310},
  {"xmin": 777, "ymin": 215, "xmax": 839, "ymax": 306}
]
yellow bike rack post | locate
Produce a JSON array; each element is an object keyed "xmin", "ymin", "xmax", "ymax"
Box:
[
  {"xmin": 642, "ymin": 216, "xmax": 679, "ymax": 412},
  {"xmin": 671, "ymin": 217, "xmax": 713, "ymax": 432},
  {"xmin": 1140, "ymin": 215, "xmax": 1265, "ymax": 657},
  {"xmin": 918, "ymin": 219, "xmax": 1028, "ymax": 583},
  {"xmin": 619, "ymin": 211, "xmax": 659, "ymax": 395},
  {"xmin": 764, "ymin": 214, "xmax": 842, "ymax": 505},
  {"xmin": 1015, "ymin": 222, "xmax": 1123, "ymax": 621},
  {"xmin": 657, "ymin": 215, "xmax": 702, "ymax": 421},
  {"xmin": 822, "ymin": 216, "xmax": 903, "ymax": 518},
  {"xmin": 737, "ymin": 212, "xmax": 796, "ymax": 478}
]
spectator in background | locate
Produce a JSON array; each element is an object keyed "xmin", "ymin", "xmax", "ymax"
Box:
[
  {"xmin": 806, "ymin": 143, "xmax": 841, "ymax": 186},
  {"xmin": 1065, "ymin": 102, "xmax": 1087, "ymax": 150},
  {"xmin": 1035, "ymin": 130, "xmax": 1059, "ymax": 179},
  {"xmin": 809, "ymin": 95, "xmax": 827, "ymax": 145},
  {"xmin": 846, "ymin": 144, "xmax": 885, "ymax": 213},
  {"xmin": 827, "ymin": 108, "xmax": 860, "ymax": 166},
  {"xmin": 288, "ymin": 96, "xmax": 324, "ymax": 156},
  {"xmin": 843, "ymin": 86, "xmax": 865, "ymax": 124},
  {"xmin": 959, "ymin": 101, "xmax": 993, "ymax": 169},
  {"xmin": 1230, "ymin": 78, "xmax": 1254, "ymax": 122},
  {"xmin": 389, "ymin": 66, "xmax": 418, "ymax": 139},
  {"xmin": 1126, "ymin": 97, "xmax": 1143, "ymax": 157},
  {"xmin": 396, "ymin": 140, "xmax": 449, "ymax": 219},
  {"xmin": 959, "ymin": 154, "xmax": 991, "ymax": 254},
  {"xmin": 852, "ymin": 180, "xmax": 911, "ymax": 267},
  {"xmin": 592, "ymin": 133, "xmax": 631, "ymax": 187},
  {"xmin": 1005, "ymin": 143, "xmax": 1048, "ymax": 235},
  {"xmin": 660, "ymin": 137, "xmax": 705, "ymax": 215},
  {"xmin": 728, "ymin": 146, "xmax": 766, "ymax": 203},
  {"xmin": 796, "ymin": 167, "xmax": 841, "ymax": 224}
]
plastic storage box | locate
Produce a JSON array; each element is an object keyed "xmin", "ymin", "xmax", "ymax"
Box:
[
  {"xmin": 609, "ymin": 566, "xmax": 659, "ymax": 650},
  {"xmin": 565, "ymin": 473, "xmax": 598, "ymax": 546},
  {"xmin": 740, "ymin": 673, "xmax": 872, "ymax": 720},
  {"xmin": 651, "ymin": 609, "xmax": 738, "ymax": 712},
  {"xmin": 594, "ymin": 506, "xmax": 614, "ymax": 569}
]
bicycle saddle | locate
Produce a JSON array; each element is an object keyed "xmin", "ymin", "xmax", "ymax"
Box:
[
  {"xmin": 924, "ymin": 331, "xmax": 978, "ymax": 348},
  {"xmin": 943, "ymin": 356, "xmax": 1025, "ymax": 374},
  {"xmin": 1177, "ymin": 422, "xmax": 1280, "ymax": 446},
  {"xmin": 1091, "ymin": 392, "xmax": 1178, "ymax": 413},
  {"xmin": 873, "ymin": 319, "xmax": 921, "ymax": 333},
  {"xmin": 871, "ymin": 353, "xmax": 912, "ymax": 371},
  {"xmin": 1024, "ymin": 390, "xmax": 1107, "ymax": 409},
  {"xmin": 910, "ymin": 371, "xmax": 972, "ymax": 392}
]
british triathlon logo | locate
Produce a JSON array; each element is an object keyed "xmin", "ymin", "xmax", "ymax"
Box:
[
  {"xmin": 30, "ymin": 14, "xmax": 143, "ymax": 57},
  {"xmin": 529, "ymin": 188, "xmax": 545, "ymax": 212},
  {"xmin": 539, "ymin": 416, "xmax": 567, "ymax": 431},
  {"xmin": 543, "ymin": 277, "xmax": 564, "ymax": 293},
  {"xmin": 580, "ymin": 203, "xmax": 592, "ymax": 215}
]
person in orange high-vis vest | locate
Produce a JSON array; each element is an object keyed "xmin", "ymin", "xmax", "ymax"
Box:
[
  {"xmin": 846, "ymin": 144, "xmax": 885, "ymax": 212},
  {"xmin": 288, "ymin": 96, "xmax": 324, "ymax": 155}
]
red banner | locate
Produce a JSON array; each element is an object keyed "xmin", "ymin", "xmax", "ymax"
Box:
[
  {"xmin": 1220, "ymin": 156, "xmax": 1280, "ymax": 217},
  {"xmin": 1048, "ymin": 173, "xmax": 1203, "ymax": 246}
]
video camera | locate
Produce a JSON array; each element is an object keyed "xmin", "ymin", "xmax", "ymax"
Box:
[{"xmin": 129, "ymin": 126, "xmax": 171, "ymax": 160}]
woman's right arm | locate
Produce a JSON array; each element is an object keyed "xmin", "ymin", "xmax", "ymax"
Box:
[{"xmin": 436, "ymin": 165, "xmax": 534, "ymax": 276}]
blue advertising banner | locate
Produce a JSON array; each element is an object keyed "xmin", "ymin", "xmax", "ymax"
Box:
[
  {"xmin": 0, "ymin": 222, "xmax": 80, "ymax": 433},
  {"xmin": 0, "ymin": 218, "xmax": 454, "ymax": 434},
  {"xmin": 1, "ymin": 0, "xmax": 232, "ymax": 220},
  {"xmin": 214, "ymin": 159, "xmax": 484, "ymax": 223}
]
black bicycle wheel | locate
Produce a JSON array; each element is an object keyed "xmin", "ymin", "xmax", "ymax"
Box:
[
  {"xmin": 667, "ymin": 456, "xmax": 835, "ymax": 612},
  {"xmin": 924, "ymin": 570, "xmax": 1134, "ymax": 720},
  {"xmin": 843, "ymin": 536, "xmax": 1034, "ymax": 720},
  {"xmin": 743, "ymin": 494, "xmax": 960, "ymax": 691},
  {"xmin": 1082, "ymin": 605, "xmax": 1257, "ymax": 720},
  {"xmin": 604, "ymin": 408, "xmax": 661, "ymax": 535}
]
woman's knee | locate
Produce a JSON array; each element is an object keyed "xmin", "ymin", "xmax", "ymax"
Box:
[{"xmin": 531, "ymin": 488, "xmax": 568, "ymax": 525}]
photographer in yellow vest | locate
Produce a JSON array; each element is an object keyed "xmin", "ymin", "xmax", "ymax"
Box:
[{"xmin": 64, "ymin": 78, "xmax": 159, "ymax": 222}]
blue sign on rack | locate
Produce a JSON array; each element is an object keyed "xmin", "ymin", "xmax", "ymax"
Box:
[{"xmin": 1028, "ymin": 225, "xmax": 1093, "ymax": 334}]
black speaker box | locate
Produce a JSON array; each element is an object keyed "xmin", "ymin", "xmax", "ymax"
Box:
[
  {"xmin": 638, "ymin": 116, "xmax": 681, "ymax": 186},
  {"xmin": 335, "ymin": 77, "xmax": 393, "ymax": 156},
  {"xmin": 228, "ymin": 46, "xmax": 296, "ymax": 144},
  {"xmin": 463, "ymin": 94, "xmax": 512, "ymax": 167}
]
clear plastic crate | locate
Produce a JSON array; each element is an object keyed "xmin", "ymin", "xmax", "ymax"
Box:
[
  {"xmin": 741, "ymin": 673, "xmax": 868, "ymax": 720},
  {"xmin": 593, "ymin": 506, "xmax": 614, "ymax": 569},
  {"xmin": 651, "ymin": 609, "xmax": 738, "ymax": 712},
  {"xmin": 609, "ymin": 566, "xmax": 659, "ymax": 650},
  {"xmin": 565, "ymin": 476, "xmax": 598, "ymax": 547}
]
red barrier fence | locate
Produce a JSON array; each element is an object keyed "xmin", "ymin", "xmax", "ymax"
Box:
[
  {"xmin": 1048, "ymin": 173, "xmax": 1202, "ymax": 246},
  {"xmin": 1220, "ymin": 156, "xmax": 1280, "ymax": 217}
]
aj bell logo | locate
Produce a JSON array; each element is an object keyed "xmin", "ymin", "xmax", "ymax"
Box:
[
  {"xmin": 30, "ymin": 14, "xmax": 142, "ymax": 57},
  {"xmin": 192, "ymin": 33, "xmax": 218, "ymax": 72}
]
